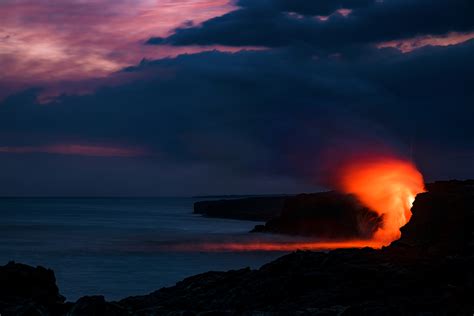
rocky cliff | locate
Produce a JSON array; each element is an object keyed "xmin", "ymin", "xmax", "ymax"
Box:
[
  {"xmin": 0, "ymin": 262, "xmax": 67, "ymax": 316},
  {"xmin": 195, "ymin": 191, "xmax": 383, "ymax": 240},
  {"xmin": 194, "ymin": 196, "xmax": 288, "ymax": 221},
  {"xmin": 252, "ymin": 191, "xmax": 382, "ymax": 239},
  {"xmin": 1, "ymin": 180, "xmax": 473, "ymax": 315}
]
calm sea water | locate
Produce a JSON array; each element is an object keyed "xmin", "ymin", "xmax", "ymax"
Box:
[{"xmin": 0, "ymin": 197, "xmax": 284, "ymax": 301}]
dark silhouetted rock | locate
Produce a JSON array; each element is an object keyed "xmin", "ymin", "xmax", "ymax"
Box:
[
  {"xmin": 252, "ymin": 191, "xmax": 382, "ymax": 239},
  {"xmin": 2, "ymin": 180, "xmax": 473, "ymax": 315},
  {"xmin": 194, "ymin": 196, "xmax": 288, "ymax": 221},
  {"xmin": 394, "ymin": 179, "xmax": 474, "ymax": 254},
  {"xmin": 118, "ymin": 247, "xmax": 473, "ymax": 315},
  {"xmin": 66, "ymin": 296, "xmax": 127, "ymax": 316},
  {"xmin": 195, "ymin": 192, "xmax": 383, "ymax": 239},
  {"xmin": 116, "ymin": 180, "xmax": 473, "ymax": 315},
  {"xmin": 0, "ymin": 261, "xmax": 65, "ymax": 316}
]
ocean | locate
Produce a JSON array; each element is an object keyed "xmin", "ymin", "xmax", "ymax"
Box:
[{"xmin": 0, "ymin": 197, "xmax": 284, "ymax": 301}]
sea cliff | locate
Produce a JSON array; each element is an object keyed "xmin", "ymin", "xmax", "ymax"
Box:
[{"xmin": 1, "ymin": 180, "xmax": 473, "ymax": 315}]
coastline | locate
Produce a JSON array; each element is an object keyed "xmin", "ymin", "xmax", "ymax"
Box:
[{"xmin": 1, "ymin": 180, "xmax": 472, "ymax": 315}]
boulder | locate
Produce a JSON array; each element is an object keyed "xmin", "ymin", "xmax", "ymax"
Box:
[{"xmin": 0, "ymin": 261, "xmax": 65, "ymax": 316}]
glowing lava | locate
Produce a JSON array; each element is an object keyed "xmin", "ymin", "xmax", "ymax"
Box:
[
  {"xmin": 167, "ymin": 155, "xmax": 425, "ymax": 252},
  {"xmin": 168, "ymin": 239, "xmax": 385, "ymax": 252},
  {"xmin": 337, "ymin": 156, "xmax": 425, "ymax": 246}
]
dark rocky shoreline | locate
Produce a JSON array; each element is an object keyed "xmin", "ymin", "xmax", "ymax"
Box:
[
  {"xmin": 194, "ymin": 196, "xmax": 289, "ymax": 221},
  {"xmin": 195, "ymin": 191, "xmax": 383, "ymax": 240},
  {"xmin": 1, "ymin": 180, "xmax": 473, "ymax": 315},
  {"xmin": 251, "ymin": 191, "xmax": 382, "ymax": 239}
]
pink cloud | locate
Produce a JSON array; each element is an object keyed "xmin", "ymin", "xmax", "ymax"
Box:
[
  {"xmin": 315, "ymin": 8, "xmax": 352, "ymax": 22},
  {"xmin": 0, "ymin": 0, "xmax": 252, "ymax": 99},
  {"xmin": 337, "ymin": 8, "xmax": 352, "ymax": 17},
  {"xmin": 315, "ymin": 15, "xmax": 330, "ymax": 22},
  {"xmin": 377, "ymin": 32, "xmax": 474, "ymax": 53},
  {"xmin": 0, "ymin": 144, "xmax": 147, "ymax": 157}
]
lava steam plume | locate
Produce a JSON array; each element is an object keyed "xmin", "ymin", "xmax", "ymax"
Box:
[
  {"xmin": 337, "ymin": 156, "xmax": 425, "ymax": 246},
  {"xmin": 164, "ymin": 155, "xmax": 425, "ymax": 252}
]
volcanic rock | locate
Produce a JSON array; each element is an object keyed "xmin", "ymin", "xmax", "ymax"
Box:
[
  {"xmin": 194, "ymin": 196, "xmax": 288, "ymax": 221},
  {"xmin": 0, "ymin": 261, "xmax": 66, "ymax": 316},
  {"xmin": 394, "ymin": 179, "xmax": 474, "ymax": 254},
  {"xmin": 1, "ymin": 180, "xmax": 473, "ymax": 315},
  {"xmin": 116, "ymin": 180, "xmax": 473, "ymax": 314},
  {"xmin": 251, "ymin": 191, "xmax": 382, "ymax": 239},
  {"xmin": 195, "ymin": 191, "xmax": 383, "ymax": 240},
  {"xmin": 66, "ymin": 296, "xmax": 127, "ymax": 316}
]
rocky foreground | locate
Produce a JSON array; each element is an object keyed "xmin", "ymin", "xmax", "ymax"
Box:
[{"xmin": 1, "ymin": 180, "xmax": 473, "ymax": 315}]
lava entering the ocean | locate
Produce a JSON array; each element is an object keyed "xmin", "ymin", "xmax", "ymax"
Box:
[
  {"xmin": 168, "ymin": 155, "xmax": 425, "ymax": 252},
  {"xmin": 337, "ymin": 156, "xmax": 425, "ymax": 246}
]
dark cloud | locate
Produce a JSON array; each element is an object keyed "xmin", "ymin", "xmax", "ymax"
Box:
[
  {"xmin": 236, "ymin": 0, "xmax": 375, "ymax": 16},
  {"xmin": 1, "ymin": 38, "xmax": 473, "ymax": 194},
  {"xmin": 1, "ymin": 0, "xmax": 473, "ymax": 195},
  {"xmin": 149, "ymin": 0, "xmax": 474, "ymax": 51}
]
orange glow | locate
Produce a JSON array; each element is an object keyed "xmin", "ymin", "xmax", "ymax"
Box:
[
  {"xmin": 170, "ymin": 239, "xmax": 383, "ymax": 252},
  {"xmin": 337, "ymin": 157, "xmax": 425, "ymax": 245},
  {"xmin": 172, "ymin": 155, "xmax": 425, "ymax": 252}
]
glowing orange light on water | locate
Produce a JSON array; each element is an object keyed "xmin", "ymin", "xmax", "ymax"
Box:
[
  {"xmin": 337, "ymin": 157, "xmax": 425, "ymax": 246},
  {"xmin": 174, "ymin": 239, "xmax": 384, "ymax": 252},
  {"xmin": 168, "ymin": 155, "xmax": 425, "ymax": 252}
]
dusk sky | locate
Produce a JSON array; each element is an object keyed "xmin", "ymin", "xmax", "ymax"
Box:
[{"xmin": 0, "ymin": 0, "xmax": 473, "ymax": 196}]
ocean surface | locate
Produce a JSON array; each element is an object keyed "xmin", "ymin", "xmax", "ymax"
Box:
[{"xmin": 0, "ymin": 197, "xmax": 284, "ymax": 301}]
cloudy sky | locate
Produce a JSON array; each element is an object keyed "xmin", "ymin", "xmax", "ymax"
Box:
[{"xmin": 0, "ymin": 0, "xmax": 473, "ymax": 196}]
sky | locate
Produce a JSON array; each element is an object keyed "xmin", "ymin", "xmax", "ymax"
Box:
[{"xmin": 0, "ymin": 0, "xmax": 473, "ymax": 196}]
